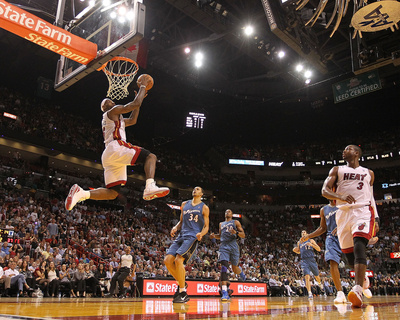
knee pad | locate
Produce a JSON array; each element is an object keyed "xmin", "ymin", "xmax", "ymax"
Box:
[
  {"xmin": 109, "ymin": 184, "xmax": 121, "ymax": 194},
  {"xmin": 354, "ymin": 237, "xmax": 368, "ymax": 265},
  {"xmin": 136, "ymin": 148, "xmax": 151, "ymax": 164},
  {"xmin": 221, "ymin": 261, "xmax": 229, "ymax": 281},
  {"xmin": 345, "ymin": 253, "xmax": 355, "ymax": 268}
]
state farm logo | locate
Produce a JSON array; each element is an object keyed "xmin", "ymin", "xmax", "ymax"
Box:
[
  {"xmin": 146, "ymin": 282, "xmax": 155, "ymax": 293},
  {"xmin": 238, "ymin": 285, "xmax": 265, "ymax": 293},
  {"xmin": 197, "ymin": 283, "xmax": 219, "ymax": 293},
  {"xmin": 391, "ymin": 252, "xmax": 400, "ymax": 259},
  {"xmin": 145, "ymin": 281, "xmax": 177, "ymax": 293}
]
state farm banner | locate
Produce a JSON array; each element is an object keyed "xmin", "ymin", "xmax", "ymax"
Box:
[
  {"xmin": 142, "ymin": 279, "xmax": 267, "ymax": 296},
  {"xmin": 350, "ymin": 270, "xmax": 374, "ymax": 278},
  {"xmin": 390, "ymin": 252, "xmax": 400, "ymax": 259},
  {"xmin": 142, "ymin": 298, "xmax": 268, "ymax": 315},
  {"xmin": 0, "ymin": 0, "xmax": 97, "ymax": 64}
]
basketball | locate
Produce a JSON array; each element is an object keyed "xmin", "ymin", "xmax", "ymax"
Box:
[{"xmin": 137, "ymin": 74, "xmax": 154, "ymax": 91}]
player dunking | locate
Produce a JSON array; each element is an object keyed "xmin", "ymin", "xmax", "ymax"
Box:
[
  {"xmin": 293, "ymin": 230, "xmax": 324, "ymax": 299},
  {"xmin": 164, "ymin": 186, "xmax": 210, "ymax": 303},
  {"xmin": 322, "ymin": 145, "xmax": 379, "ymax": 307},
  {"xmin": 301, "ymin": 200, "xmax": 348, "ymax": 303},
  {"xmin": 210, "ymin": 209, "xmax": 246, "ymax": 301},
  {"xmin": 65, "ymin": 76, "xmax": 169, "ymax": 210}
]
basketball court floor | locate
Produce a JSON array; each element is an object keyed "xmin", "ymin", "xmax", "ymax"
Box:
[{"xmin": 1, "ymin": 296, "xmax": 399, "ymax": 320}]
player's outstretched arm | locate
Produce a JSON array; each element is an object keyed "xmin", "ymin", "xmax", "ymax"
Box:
[
  {"xmin": 293, "ymin": 242, "xmax": 300, "ymax": 254},
  {"xmin": 309, "ymin": 239, "xmax": 321, "ymax": 252},
  {"xmin": 108, "ymin": 85, "xmax": 147, "ymax": 120},
  {"xmin": 301, "ymin": 208, "xmax": 327, "ymax": 242},
  {"xmin": 210, "ymin": 222, "xmax": 222, "ymax": 240}
]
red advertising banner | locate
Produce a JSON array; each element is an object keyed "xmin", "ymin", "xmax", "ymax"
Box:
[
  {"xmin": 142, "ymin": 298, "xmax": 268, "ymax": 315},
  {"xmin": 0, "ymin": 0, "xmax": 97, "ymax": 64},
  {"xmin": 349, "ymin": 270, "xmax": 374, "ymax": 278},
  {"xmin": 390, "ymin": 252, "xmax": 400, "ymax": 259},
  {"xmin": 142, "ymin": 279, "xmax": 267, "ymax": 296}
]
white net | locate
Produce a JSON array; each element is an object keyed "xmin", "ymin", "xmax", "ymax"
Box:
[{"xmin": 100, "ymin": 57, "xmax": 139, "ymax": 100}]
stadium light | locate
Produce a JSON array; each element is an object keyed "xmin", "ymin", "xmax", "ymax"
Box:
[
  {"xmin": 277, "ymin": 51, "xmax": 285, "ymax": 59},
  {"xmin": 110, "ymin": 11, "xmax": 117, "ymax": 19},
  {"xmin": 243, "ymin": 25, "xmax": 254, "ymax": 36},
  {"xmin": 305, "ymin": 79, "xmax": 311, "ymax": 84},
  {"xmin": 296, "ymin": 64, "xmax": 304, "ymax": 72},
  {"xmin": 195, "ymin": 52, "xmax": 204, "ymax": 61},
  {"xmin": 304, "ymin": 70, "xmax": 312, "ymax": 78},
  {"xmin": 184, "ymin": 47, "xmax": 191, "ymax": 54},
  {"xmin": 195, "ymin": 60, "xmax": 203, "ymax": 68}
]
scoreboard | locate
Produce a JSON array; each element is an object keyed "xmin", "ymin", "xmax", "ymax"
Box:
[
  {"xmin": 185, "ymin": 112, "xmax": 206, "ymax": 129},
  {"xmin": 0, "ymin": 229, "xmax": 18, "ymax": 244}
]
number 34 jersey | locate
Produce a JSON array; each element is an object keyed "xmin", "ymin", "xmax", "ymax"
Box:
[
  {"xmin": 180, "ymin": 201, "xmax": 205, "ymax": 237},
  {"xmin": 336, "ymin": 165, "xmax": 372, "ymax": 209}
]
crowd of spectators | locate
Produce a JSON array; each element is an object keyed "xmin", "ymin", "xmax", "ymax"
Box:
[
  {"xmin": 0, "ymin": 85, "xmax": 400, "ymax": 299},
  {"xmin": 1, "ymin": 86, "xmax": 400, "ymax": 199},
  {"xmin": 0, "ymin": 155, "xmax": 399, "ymax": 298}
]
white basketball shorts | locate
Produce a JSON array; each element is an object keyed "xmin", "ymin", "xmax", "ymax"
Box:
[
  {"xmin": 336, "ymin": 205, "xmax": 375, "ymax": 253},
  {"xmin": 101, "ymin": 140, "xmax": 141, "ymax": 188}
]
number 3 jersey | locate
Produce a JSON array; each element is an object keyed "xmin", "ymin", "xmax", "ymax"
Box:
[
  {"xmin": 181, "ymin": 201, "xmax": 205, "ymax": 237},
  {"xmin": 336, "ymin": 165, "xmax": 372, "ymax": 209}
]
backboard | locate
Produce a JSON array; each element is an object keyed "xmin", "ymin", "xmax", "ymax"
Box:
[{"xmin": 54, "ymin": 0, "xmax": 145, "ymax": 91}]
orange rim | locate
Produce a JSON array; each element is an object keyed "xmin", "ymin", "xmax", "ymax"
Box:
[{"xmin": 97, "ymin": 56, "xmax": 139, "ymax": 77}]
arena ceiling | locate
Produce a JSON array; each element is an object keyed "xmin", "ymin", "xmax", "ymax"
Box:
[
  {"xmin": 3, "ymin": 0, "xmax": 400, "ymax": 102},
  {"xmin": 1, "ymin": 0, "xmax": 400, "ymax": 148}
]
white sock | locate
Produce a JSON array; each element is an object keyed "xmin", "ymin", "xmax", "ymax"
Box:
[
  {"xmin": 146, "ymin": 178, "xmax": 154, "ymax": 188},
  {"xmin": 83, "ymin": 190, "xmax": 90, "ymax": 200},
  {"xmin": 179, "ymin": 287, "xmax": 186, "ymax": 293},
  {"xmin": 222, "ymin": 285, "xmax": 227, "ymax": 291}
]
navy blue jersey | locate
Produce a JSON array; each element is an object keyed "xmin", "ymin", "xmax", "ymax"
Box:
[
  {"xmin": 299, "ymin": 239, "xmax": 315, "ymax": 260},
  {"xmin": 180, "ymin": 200, "xmax": 205, "ymax": 237},
  {"xmin": 323, "ymin": 205, "xmax": 338, "ymax": 236},
  {"xmin": 220, "ymin": 220, "xmax": 238, "ymax": 243}
]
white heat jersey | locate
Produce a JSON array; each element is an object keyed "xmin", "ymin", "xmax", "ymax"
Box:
[
  {"xmin": 102, "ymin": 112, "xmax": 126, "ymax": 146},
  {"xmin": 336, "ymin": 165, "xmax": 372, "ymax": 209}
]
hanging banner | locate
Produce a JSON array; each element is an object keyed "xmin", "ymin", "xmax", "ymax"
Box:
[
  {"xmin": 332, "ymin": 70, "xmax": 382, "ymax": 103},
  {"xmin": 0, "ymin": 0, "xmax": 97, "ymax": 64}
]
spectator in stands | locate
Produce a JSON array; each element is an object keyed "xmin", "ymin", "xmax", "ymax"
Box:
[
  {"xmin": 34, "ymin": 261, "xmax": 49, "ymax": 297},
  {"xmin": 84, "ymin": 264, "xmax": 99, "ymax": 297},
  {"xmin": 47, "ymin": 219, "xmax": 58, "ymax": 237},
  {"xmin": 269, "ymin": 274, "xmax": 285, "ymax": 296},
  {"xmin": 59, "ymin": 264, "xmax": 75, "ymax": 297},
  {"xmin": 20, "ymin": 260, "xmax": 35, "ymax": 295},
  {"xmin": 106, "ymin": 246, "xmax": 134, "ymax": 299},
  {"xmin": 1, "ymin": 242, "xmax": 9, "ymax": 257},
  {"xmin": 0, "ymin": 263, "xmax": 11, "ymax": 297},
  {"xmin": 46, "ymin": 261, "xmax": 60, "ymax": 297},
  {"xmin": 5, "ymin": 261, "xmax": 33, "ymax": 296},
  {"xmin": 95, "ymin": 263, "xmax": 107, "ymax": 297},
  {"xmin": 73, "ymin": 263, "xmax": 86, "ymax": 298}
]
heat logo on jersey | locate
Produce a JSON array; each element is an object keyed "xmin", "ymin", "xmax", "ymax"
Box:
[
  {"xmin": 343, "ymin": 173, "xmax": 368, "ymax": 181},
  {"xmin": 358, "ymin": 223, "xmax": 366, "ymax": 231}
]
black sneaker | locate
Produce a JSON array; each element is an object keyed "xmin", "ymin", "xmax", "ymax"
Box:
[
  {"xmin": 173, "ymin": 291, "xmax": 190, "ymax": 303},
  {"xmin": 173, "ymin": 283, "xmax": 188, "ymax": 299}
]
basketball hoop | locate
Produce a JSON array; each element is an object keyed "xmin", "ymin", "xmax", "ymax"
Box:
[{"xmin": 97, "ymin": 57, "xmax": 139, "ymax": 100}]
